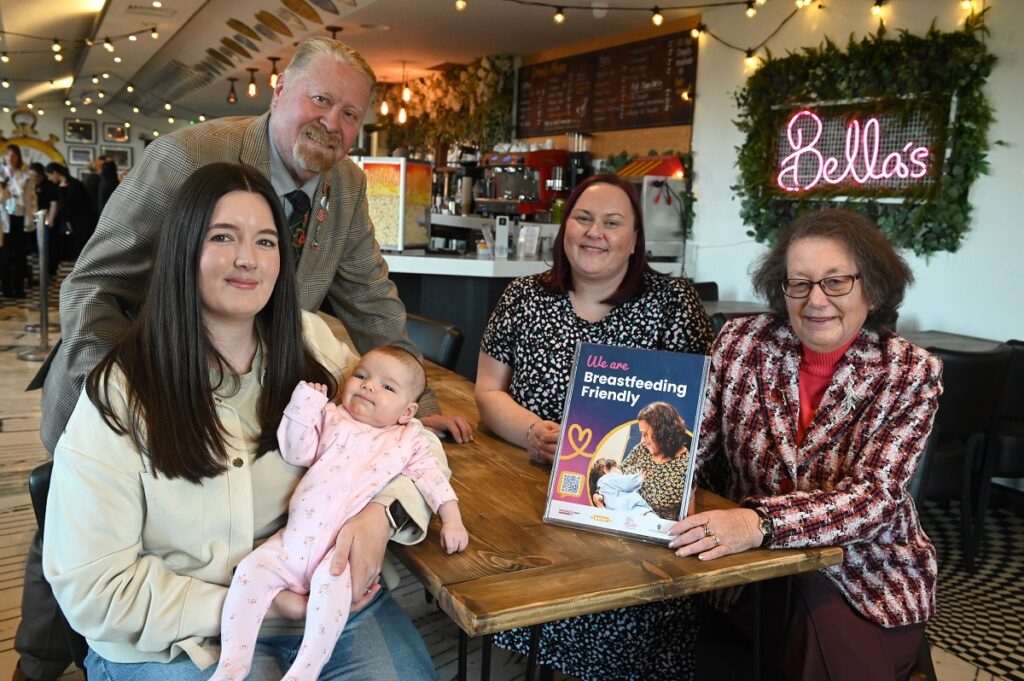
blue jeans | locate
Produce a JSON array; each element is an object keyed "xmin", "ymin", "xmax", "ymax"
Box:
[{"xmin": 84, "ymin": 590, "xmax": 437, "ymax": 681}]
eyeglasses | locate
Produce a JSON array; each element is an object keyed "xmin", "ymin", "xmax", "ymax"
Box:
[{"xmin": 782, "ymin": 274, "xmax": 862, "ymax": 298}]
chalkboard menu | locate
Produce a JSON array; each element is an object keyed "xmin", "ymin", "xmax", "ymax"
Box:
[{"xmin": 516, "ymin": 30, "xmax": 697, "ymax": 137}]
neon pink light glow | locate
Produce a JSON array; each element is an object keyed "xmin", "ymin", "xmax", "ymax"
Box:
[{"xmin": 776, "ymin": 110, "xmax": 931, "ymax": 192}]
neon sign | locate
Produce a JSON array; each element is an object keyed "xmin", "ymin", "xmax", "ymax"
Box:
[{"xmin": 776, "ymin": 110, "xmax": 934, "ymax": 193}]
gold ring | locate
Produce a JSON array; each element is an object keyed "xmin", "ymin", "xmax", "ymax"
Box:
[{"xmin": 702, "ymin": 523, "xmax": 712, "ymax": 538}]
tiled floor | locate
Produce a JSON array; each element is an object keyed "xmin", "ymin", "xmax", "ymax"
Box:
[{"xmin": 0, "ymin": 288, "xmax": 1006, "ymax": 681}]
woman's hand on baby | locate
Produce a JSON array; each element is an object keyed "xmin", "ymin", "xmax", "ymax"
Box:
[
  {"xmin": 332, "ymin": 502, "xmax": 389, "ymax": 612},
  {"xmin": 268, "ymin": 590, "xmax": 308, "ymax": 620},
  {"xmin": 421, "ymin": 414, "xmax": 474, "ymax": 443},
  {"xmin": 440, "ymin": 521, "xmax": 469, "ymax": 554}
]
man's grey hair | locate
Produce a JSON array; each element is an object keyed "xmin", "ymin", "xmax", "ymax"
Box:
[{"xmin": 283, "ymin": 36, "xmax": 376, "ymax": 87}]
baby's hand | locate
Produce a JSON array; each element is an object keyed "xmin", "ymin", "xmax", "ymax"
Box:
[
  {"xmin": 323, "ymin": 402, "xmax": 340, "ymax": 422},
  {"xmin": 302, "ymin": 381, "xmax": 329, "ymax": 396},
  {"xmin": 440, "ymin": 522, "xmax": 469, "ymax": 554}
]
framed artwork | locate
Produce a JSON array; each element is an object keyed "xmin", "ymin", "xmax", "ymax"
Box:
[
  {"xmin": 103, "ymin": 123, "xmax": 130, "ymax": 144},
  {"xmin": 64, "ymin": 118, "xmax": 96, "ymax": 144},
  {"xmin": 67, "ymin": 146, "xmax": 95, "ymax": 165},
  {"xmin": 101, "ymin": 146, "xmax": 132, "ymax": 170}
]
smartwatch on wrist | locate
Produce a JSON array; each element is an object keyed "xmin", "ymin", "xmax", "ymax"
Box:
[{"xmin": 385, "ymin": 500, "xmax": 410, "ymax": 536}]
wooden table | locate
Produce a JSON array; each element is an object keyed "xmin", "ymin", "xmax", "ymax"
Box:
[
  {"xmin": 392, "ymin": 362, "xmax": 843, "ymax": 678},
  {"xmin": 902, "ymin": 329, "xmax": 1005, "ymax": 353}
]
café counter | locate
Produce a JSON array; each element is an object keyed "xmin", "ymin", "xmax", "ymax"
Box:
[{"xmin": 383, "ymin": 252, "xmax": 683, "ymax": 380}]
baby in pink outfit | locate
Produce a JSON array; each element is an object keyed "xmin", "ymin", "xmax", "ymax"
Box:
[{"xmin": 211, "ymin": 346, "xmax": 468, "ymax": 681}]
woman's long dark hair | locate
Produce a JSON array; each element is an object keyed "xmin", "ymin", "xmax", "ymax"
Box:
[
  {"xmin": 86, "ymin": 162, "xmax": 336, "ymax": 481},
  {"xmin": 540, "ymin": 174, "xmax": 655, "ymax": 306}
]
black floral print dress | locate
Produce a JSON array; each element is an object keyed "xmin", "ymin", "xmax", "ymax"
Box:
[{"xmin": 480, "ymin": 272, "xmax": 714, "ymax": 681}]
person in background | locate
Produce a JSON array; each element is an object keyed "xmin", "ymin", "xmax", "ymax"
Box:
[
  {"xmin": 18, "ymin": 37, "xmax": 468, "ymax": 681},
  {"xmin": 475, "ymin": 173, "xmax": 714, "ymax": 680},
  {"xmin": 1, "ymin": 144, "xmax": 30, "ymax": 299},
  {"xmin": 97, "ymin": 159, "xmax": 119, "ymax": 212},
  {"xmin": 670, "ymin": 208, "xmax": 939, "ymax": 681},
  {"xmin": 28, "ymin": 163, "xmax": 60, "ymax": 278},
  {"xmin": 81, "ymin": 156, "xmax": 104, "ymax": 213},
  {"xmin": 43, "ymin": 162, "xmax": 442, "ymax": 681},
  {"xmin": 43, "ymin": 163, "xmax": 97, "ymax": 262}
]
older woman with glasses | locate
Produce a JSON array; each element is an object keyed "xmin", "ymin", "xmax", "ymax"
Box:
[{"xmin": 669, "ymin": 208, "xmax": 940, "ymax": 681}]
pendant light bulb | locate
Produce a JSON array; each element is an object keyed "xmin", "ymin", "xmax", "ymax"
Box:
[
  {"xmin": 871, "ymin": 0, "xmax": 883, "ymax": 16},
  {"xmin": 454, "ymin": 0, "xmax": 467, "ymax": 10},
  {"xmin": 553, "ymin": 7, "xmax": 566, "ymax": 24},
  {"xmin": 398, "ymin": 107, "xmax": 407, "ymax": 124},
  {"xmin": 52, "ymin": 39, "xmax": 62, "ymax": 53},
  {"xmin": 380, "ymin": 99, "xmax": 389, "ymax": 116},
  {"xmin": 104, "ymin": 37, "xmax": 115, "ymax": 52},
  {"xmin": 746, "ymin": 1, "xmax": 757, "ymax": 17},
  {"xmin": 227, "ymin": 77, "xmax": 238, "ymax": 104},
  {"xmin": 247, "ymin": 68, "xmax": 258, "ymax": 98},
  {"xmin": 651, "ymin": 7, "xmax": 664, "ymax": 26},
  {"xmin": 269, "ymin": 57, "xmax": 281, "ymax": 89}
]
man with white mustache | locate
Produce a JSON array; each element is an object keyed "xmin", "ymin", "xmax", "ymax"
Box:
[{"xmin": 17, "ymin": 37, "xmax": 457, "ymax": 681}]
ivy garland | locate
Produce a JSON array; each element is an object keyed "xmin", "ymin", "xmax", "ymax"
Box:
[
  {"xmin": 377, "ymin": 56, "xmax": 515, "ymax": 155},
  {"xmin": 732, "ymin": 14, "xmax": 996, "ymax": 255}
]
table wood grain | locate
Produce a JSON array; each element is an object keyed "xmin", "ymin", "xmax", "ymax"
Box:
[{"xmin": 390, "ymin": 362, "xmax": 842, "ymax": 637}]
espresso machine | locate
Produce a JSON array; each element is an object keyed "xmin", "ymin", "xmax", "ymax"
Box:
[{"xmin": 476, "ymin": 149, "xmax": 569, "ymax": 218}]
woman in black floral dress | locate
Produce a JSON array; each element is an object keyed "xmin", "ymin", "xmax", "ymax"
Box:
[{"xmin": 475, "ymin": 174, "xmax": 713, "ymax": 680}]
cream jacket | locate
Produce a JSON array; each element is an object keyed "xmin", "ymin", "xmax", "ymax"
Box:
[{"xmin": 43, "ymin": 312, "xmax": 449, "ymax": 667}]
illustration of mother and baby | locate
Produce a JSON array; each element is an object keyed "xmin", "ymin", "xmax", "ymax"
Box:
[{"xmin": 589, "ymin": 401, "xmax": 692, "ymax": 520}]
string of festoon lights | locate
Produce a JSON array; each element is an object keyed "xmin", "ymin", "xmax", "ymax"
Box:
[{"xmin": 451, "ymin": 0, "xmax": 985, "ymax": 71}]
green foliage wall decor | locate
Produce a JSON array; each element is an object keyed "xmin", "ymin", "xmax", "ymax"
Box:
[
  {"xmin": 732, "ymin": 15, "xmax": 995, "ymax": 255},
  {"xmin": 378, "ymin": 55, "xmax": 515, "ymax": 155}
]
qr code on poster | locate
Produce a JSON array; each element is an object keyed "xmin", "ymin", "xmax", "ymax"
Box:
[{"xmin": 557, "ymin": 472, "xmax": 584, "ymax": 497}]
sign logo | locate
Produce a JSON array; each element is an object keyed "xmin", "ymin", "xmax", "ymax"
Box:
[{"xmin": 775, "ymin": 108, "xmax": 939, "ymax": 195}]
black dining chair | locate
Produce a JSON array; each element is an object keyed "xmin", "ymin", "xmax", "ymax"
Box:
[
  {"xmin": 912, "ymin": 344, "xmax": 1012, "ymax": 572},
  {"xmin": 690, "ymin": 280, "xmax": 719, "ymax": 302},
  {"xmin": 711, "ymin": 311, "xmax": 762, "ymax": 336},
  {"xmin": 28, "ymin": 461, "xmax": 90, "ymax": 678},
  {"xmin": 405, "ymin": 312, "xmax": 464, "ymax": 371},
  {"xmin": 971, "ymin": 339, "xmax": 1024, "ymax": 562}
]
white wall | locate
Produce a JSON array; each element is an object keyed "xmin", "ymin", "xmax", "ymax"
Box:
[{"xmin": 690, "ymin": 0, "xmax": 1024, "ymax": 342}]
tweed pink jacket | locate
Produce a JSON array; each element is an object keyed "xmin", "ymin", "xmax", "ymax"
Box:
[{"xmin": 697, "ymin": 314, "xmax": 941, "ymax": 628}]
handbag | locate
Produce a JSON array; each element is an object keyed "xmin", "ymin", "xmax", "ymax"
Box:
[{"xmin": 3, "ymin": 196, "xmax": 15, "ymax": 215}]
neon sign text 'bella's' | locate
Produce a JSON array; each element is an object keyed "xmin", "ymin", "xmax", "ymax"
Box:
[{"xmin": 777, "ymin": 110, "xmax": 932, "ymax": 192}]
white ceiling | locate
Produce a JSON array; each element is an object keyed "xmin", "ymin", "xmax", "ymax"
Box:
[{"xmin": 0, "ymin": 0, "xmax": 703, "ymax": 125}]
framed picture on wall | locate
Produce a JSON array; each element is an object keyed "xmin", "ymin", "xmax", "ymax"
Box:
[
  {"xmin": 103, "ymin": 123, "xmax": 130, "ymax": 144},
  {"xmin": 64, "ymin": 119, "xmax": 96, "ymax": 144},
  {"xmin": 101, "ymin": 146, "xmax": 132, "ymax": 170},
  {"xmin": 67, "ymin": 146, "xmax": 95, "ymax": 165}
]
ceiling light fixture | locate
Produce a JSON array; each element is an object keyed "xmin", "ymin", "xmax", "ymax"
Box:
[
  {"xmin": 132, "ymin": 106, "xmax": 140, "ymax": 113},
  {"xmin": 454, "ymin": 0, "xmax": 467, "ymax": 10},
  {"xmin": 690, "ymin": 22, "xmax": 705, "ymax": 39},
  {"xmin": 746, "ymin": 1, "xmax": 757, "ymax": 18},
  {"xmin": 164, "ymin": 101, "xmax": 172, "ymax": 110},
  {"xmin": 227, "ymin": 77, "xmax": 238, "ymax": 104},
  {"xmin": 26, "ymin": 102, "xmax": 33, "ymax": 109},
  {"xmin": 960, "ymin": 0, "xmax": 973, "ymax": 8},
  {"xmin": 96, "ymin": 107, "xmax": 103, "ymax": 115},
  {"xmin": 247, "ymin": 68, "xmax": 258, "ymax": 97},
  {"xmin": 126, "ymin": 83, "xmax": 135, "ymax": 93},
  {"xmin": 269, "ymin": 56, "xmax": 280, "ymax": 89},
  {"xmin": 198, "ymin": 114, "xmax": 206, "ymax": 122},
  {"xmin": 91, "ymin": 75, "xmax": 100, "ymax": 84},
  {"xmin": 400, "ymin": 61, "xmax": 411, "ymax": 103},
  {"xmin": 651, "ymin": 7, "xmax": 664, "ymax": 26},
  {"xmin": 871, "ymin": 0, "xmax": 884, "ymax": 16},
  {"xmin": 745, "ymin": 49, "xmax": 760, "ymax": 68},
  {"xmin": 397, "ymin": 106, "xmax": 407, "ymax": 124},
  {"xmin": 168, "ymin": 116, "xmax": 175, "ymax": 124},
  {"xmin": 129, "ymin": 34, "xmax": 137, "ymax": 41},
  {"xmin": 1, "ymin": 53, "xmax": 9, "ymax": 64},
  {"xmin": 54, "ymin": 53, "xmax": 63, "ymax": 62},
  {"xmin": 98, "ymin": 91, "xmax": 105, "ymax": 99},
  {"xmin": 380, "ymin": 98, "xmax": 389, "ymax": 116},
  {"xmin": 1, "ymin": 80, "xmax": 8, "ymax": 89},
  {"xmin": 102, "ymin": 72, "xmax": 110, "ymax": 79},
  {"xmin": 114, "ymin": 56, "xmax": 122, "ymax": 63},
  {"xmin": 104, "ymin": 37, "xmax": 115, "ymax": 52},
  {"xmin": 151, "ymin": 27, "xmax": 159, "ymax": 40},
  {"xmin": 52, "ymin": 39, "xmax": 61, "ymax": 53},
  {"xmin": 69, "ymin": 106, "xmax": 76, "ymax": 113},
  {"xmin": 553, "ymin": 6, "xmax": 566, "ymax": 24}
]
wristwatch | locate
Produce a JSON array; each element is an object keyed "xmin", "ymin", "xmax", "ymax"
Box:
[
  {"xmin": 754, "ymin": 507, "xmax": 774, "ymax": 548},
  {"xmin": 385, "ymin": 500, "xmax": 410, "ymax": 535}
]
